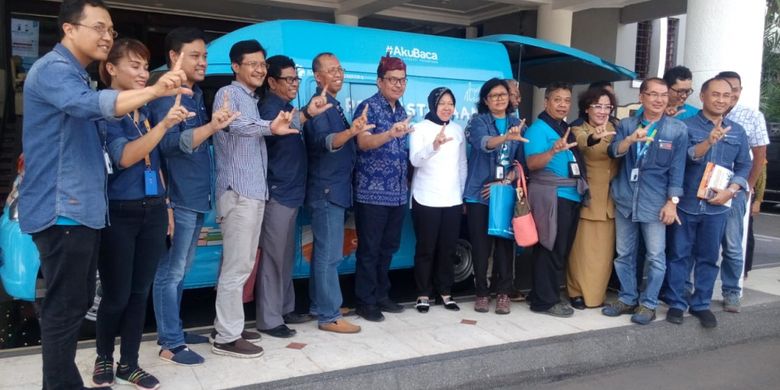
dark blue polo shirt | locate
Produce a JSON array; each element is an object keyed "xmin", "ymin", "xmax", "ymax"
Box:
[{"xmin": 259, "ymin": 93, "xmax": 307, "ymax": 208}]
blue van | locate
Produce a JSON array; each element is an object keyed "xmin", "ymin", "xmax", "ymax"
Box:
[{"xmin": 0, "ymin": 20, "xmax": 634, "ymax": 301}]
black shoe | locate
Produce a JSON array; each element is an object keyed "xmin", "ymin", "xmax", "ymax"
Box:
[
  {"xmin": 570, "ymin": 296, "xmax": 586, "ymax": 310},
  {"xmin": 92, "ymin": 356, "xmax": 114, "ymax": 386},
  {"xmin": 356, "ymin": 305, "xmax": 385, "ymax": 322},
  {"xmin": 415, "ymin": 298, "xmax": 430, "ymax": 313},
  {"xmin": 115, "ymin": 364, "xmax": 160, "ymax": 390},
  {"xmin": 258, "ymin": 324, "xmax": 296, "ymax": 338},
  {"xmin": 690, "ymin": 309, "xmax": 717, "ymax": 328},
  {"xmin": 283, "ymin": 312, "xmax": 314, "ymax": 324},
  {"xmin": 666, "ymin": 308, "xmax": 684, "ymax": 324},
  {"xmin": 378, "ymin": 300, "xmax": 404, "ymax": 313},
  {"xmin": 437, "ymin": 296, "xmax": 460, "ymax": 311}
]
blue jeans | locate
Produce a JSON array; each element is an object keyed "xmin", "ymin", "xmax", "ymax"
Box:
[
  {"xmin": 308, "ymin": 200, "xmax": 346, "ymax": 324},
  {"xmin": 614, "ymin": 212, "xmax": 667, "ymax": 309},
  {"xmin": 719, "ymin": 192, "xmax": 747, "ymax": 298},
  {"xmin": 664, "ymin": 210, "xmax": 728, "ymax": 311},
  {"xmin": 153, "ymin": 207, "xmax": 204, "ymax": 350}
]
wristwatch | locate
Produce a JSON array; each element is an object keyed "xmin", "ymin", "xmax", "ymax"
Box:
[{"xmin": 670, "ymin": 196, "xmax": 679, "ymax": 205}]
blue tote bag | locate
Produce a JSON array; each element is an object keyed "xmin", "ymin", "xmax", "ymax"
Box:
[{"xmin": 487, "ymin": 183, "xmax": 515, "ymax": 239}]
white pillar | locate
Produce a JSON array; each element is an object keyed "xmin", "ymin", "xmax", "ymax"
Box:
[
  {"xmin": 534, "ymin": 4, "xmax": 573, "ymax": 118},
  {"xmin": 683, "ymin": 0, "xmax": 765, "ymax": 109},
  {"xmin": 335, "ymin": 13, "xmax": 359, "ymax": 26}
]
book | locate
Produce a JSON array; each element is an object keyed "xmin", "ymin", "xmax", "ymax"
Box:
[{"xmin": 697, "ymin": 162, "xmax": 734, "ymax": 207}]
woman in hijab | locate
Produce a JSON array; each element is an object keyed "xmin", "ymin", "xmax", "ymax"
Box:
[{"xmin": 409, "ymin": 87, "xmax": 467, "ymax": 313}]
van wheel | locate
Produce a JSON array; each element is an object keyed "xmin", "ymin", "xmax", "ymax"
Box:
[{"xmin": 452, "ymin": 239, "xmax": 473, "ymax": 283}]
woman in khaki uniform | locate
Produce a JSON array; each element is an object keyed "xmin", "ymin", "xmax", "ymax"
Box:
[{"xmin": 567, "ymin": 87, "xmax": 619, "ymax": 309}]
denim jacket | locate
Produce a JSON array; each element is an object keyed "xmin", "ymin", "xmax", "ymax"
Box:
[
  {"xmin": 148, "ymin": 85, "xmax": 212, "ymax": 213},
  {"xmin": 608, "ymin": 115, "xmax": 687, "ymax": 223},
  {"xmin": 463, "ymin": 113, "xmax": 524, "ymax": 206},
  {"xmin": 303, "ymin": 92, "xmax": 356, "ymax": 209},
  {"xmin": 678, "ymin": 113, "xmax": 752, "ymax": 216},
  {"xmin": 19, "ymin": 44, "xmax": 119, "ymax": 233}
]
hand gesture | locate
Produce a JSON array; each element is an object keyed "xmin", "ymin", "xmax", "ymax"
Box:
[
  {"xmin": 271, "ymin": 109, "xmax": 299, "ymax": 135},
  {"xmin": 707, "ymin": 119, "xmax": 731, "ymax": 145},
  {"xmin": 505, "ymin": 119, "xmax": 529, "ymax": 143},
  {"xmin": 433, "ymin": 123, "xmax": 454, "ymax": 150},
  {"xmin": 152, "ymin": 53, "xmax": 192, "ymax": 98},
  {"xmin": 551, "ymin": 127, "xmax": 578, "ymax": 153},
  {"xmin": 708, "ymin": 187, "xmax": 734, "ymax": 206},
  {"xmin": 388, "ymin": 117, "xmax": 413, "ymax": 138},
  {"xmin": 209, "ymin": 92, "xmax": 240, "ymax": 131},
  {"xmin": 349, "ymin": 105, "xmax": 376, "ymax": 136},
  {"xmin": 161, "ymin": 93, "xmax": 196, "ymax": 129},
  {"xmin": 306, "ymin": 89, "xmax": 333, "ymax": 118},
  {"xmin": 592, "ymin": 123, "xmax": 616, "ymax": 140},
  {"xmin": 629, "ymin": 121, "xmax": 654, "ymax": 143}
]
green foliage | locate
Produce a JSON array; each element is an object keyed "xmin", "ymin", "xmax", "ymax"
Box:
[{"xmin": 761, "ymin": 0, "xmax": 780, "ymax": 121}]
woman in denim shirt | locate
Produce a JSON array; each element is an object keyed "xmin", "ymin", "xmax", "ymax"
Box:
[
  {"xmin": 91, "ymin": 39, "xmax": 191, "ymax": 390},
  {"xmin": 464, "ymin": 78, "xmax": 527, "ymax": 315}
]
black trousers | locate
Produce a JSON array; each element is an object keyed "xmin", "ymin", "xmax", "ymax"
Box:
[
  {"xmin": 96, "ymin": 200, "xmax": 167, "ymax": 366},
  {"xmin": 745, "ymin": 215, "xmax": 755, "ymax": 276},
  {"xmin": 354, "ymin": 202, "xmax": 406, "ymax": 307},
  {"xmin": 32, "ymin": 225, "xmax": 101, "ymax": 390},
  {"xmin": 411, "ymin": 199, "xmax": 461, "ymax": 297},
  {"xmin": 466, "ymin": 203, "xmax": 514, "ymax": 297},
  {"xmin": 530, "ymin": 198, "xmax": 580, "ymax": 311}
]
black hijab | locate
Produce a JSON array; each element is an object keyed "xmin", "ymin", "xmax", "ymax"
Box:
[{"xmin": 424, "ymin": 87, "xmax": 456, "ymax": 125}]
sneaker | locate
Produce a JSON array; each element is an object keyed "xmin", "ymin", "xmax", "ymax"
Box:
[
  {"xmin": 495, "ymin": 294, "xmax": 511, "ymax": 314},
  {"xmin": 92, "ymin": 356, "xmax": 114, "ymax": 386},
  {"xmin": 258, "ymin": 324, "xmax": 296, "ymax": 338},
  {"xmin": 601, "ymin": 301, "xmax": 637, "ymax": 317},
  {"xmin": 210, "ymin": 330, "xmax": 262, "ymax": 345},
  {"xmin": 690, "ymin": 308, "xmax": 718, "ymax": 328},
  {"xmin": 378, "ymin": 299, "xmax": 405, "ymax": 313},
  {"xmin": 415, "ymin": 297, "xmax": 430, "ymax": 313},
  {"xmin": 356, "ymin": 305, "xmax": 385, "ymax": 322},
  {"xmin": 474, "ymin": 296, "xmax": 490, "ymax": 313},
  {"xmin": 537, "ymin": 302, "xmax": 574, "ymax": 318},
  {"xmin": 115, "ymin": 364, "xmax": 160, "ymax": 390},
  {"xmin": 630, "ymin": 305, "xmax": 656, "ymax": 325},
  {"xmin": 318, "ymin": 319, "xmax": 361, "ymax": 333},
  {"xmin": 159, "ymin": 345, "xmax": 204, "ymax": 366},
  {"xmin": 666, "ymin": 308, "xmax": 684, "ymax": 324},
  {"xmin": 723, "ymin": 294, "xmax": 741, "ymax": 313},
  {"xmin": 212, "ymin": 338, "xmax": 265, "ymax": 358}
]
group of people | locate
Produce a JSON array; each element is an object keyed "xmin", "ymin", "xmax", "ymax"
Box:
[{"xmin": 16, "ymin": 1, "xmax": 770, "ymax": 390}]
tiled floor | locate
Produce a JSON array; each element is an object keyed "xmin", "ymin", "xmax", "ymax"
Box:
[{"xmin": 2, "ymin": 266, "xmax": 780, "ymax": 390}]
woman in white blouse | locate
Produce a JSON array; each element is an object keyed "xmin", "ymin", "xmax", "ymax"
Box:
[{"xmin": 409, "ymin": 87, "xmax": 468, "ymax": 313}]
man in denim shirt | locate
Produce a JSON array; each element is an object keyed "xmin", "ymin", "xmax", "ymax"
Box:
[
  {"xmin": 19, "ymin": 1, "xmax": 188, "ymax": 388},
  {"xmin": 664, "ymin": 77, "xmax": 752, "ymax": 328},
  {"xmin": 602, "ymin": 78, "xmax": 687, "ymax": 325}
]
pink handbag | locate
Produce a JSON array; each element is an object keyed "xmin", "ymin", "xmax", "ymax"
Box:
[{"xmin": 512, "ymin": 162, "xmax": 539, "ymax": 247}]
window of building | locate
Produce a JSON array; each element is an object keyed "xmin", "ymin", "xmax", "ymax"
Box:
[{"xmin": 634, "ymin": 20, "xmax": 652, "ymax": 80}]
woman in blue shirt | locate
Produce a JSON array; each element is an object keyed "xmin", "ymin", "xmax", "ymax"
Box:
[
  {"xmin": 464, "ymin": 78, "xmax": 527, "ymax": 315},
  {"xmin": 92, "ymin": 39, "xmax": 191, "ymax": 390}
]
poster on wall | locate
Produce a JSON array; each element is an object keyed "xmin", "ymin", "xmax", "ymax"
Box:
[{"xmin": 11, "ymin": 18, "xmax": 40, "ymax": 72}]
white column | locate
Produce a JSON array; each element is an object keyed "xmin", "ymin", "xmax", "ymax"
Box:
[
  {"xmin": 683, "ymin": 0, "xmax": 765, "ymax": 109},
  {"xmin": 335, "ymin": 13, "xmax": 359, "ymax": 26},
  {"xmin": 534, "ymin": 4, "xmax": 573, "ymax": 118}
]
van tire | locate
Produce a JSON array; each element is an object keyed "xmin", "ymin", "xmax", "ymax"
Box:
[{"xmin": 452, "ymin": 239, "xmax": 473, "ymax": 283}]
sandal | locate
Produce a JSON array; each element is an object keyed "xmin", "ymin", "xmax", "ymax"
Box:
[
  {"xmin": 441, "ymin": 296, "xmax": 460, "ymax": 311},
  {"xmin": 415, "ymin": 297, "xmax": 430, "ymax": 313}
]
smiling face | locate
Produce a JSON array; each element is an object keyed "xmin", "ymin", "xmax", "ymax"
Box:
[
  {"xmin": 268, "ymin": 66, "xmax": 300, "ymax": 101},
  {"xmin": 62, "ymin": 5, "xmax": 114, "ymax": 64},
  {"xmin": 170, "ymin": 39, "xmax": 207, "ymax": 85},
  {"xmin": 586, "ymin": 95, "xmax": 612, "ymax": 127},
  {"xmin": 639, "ymin": 80, "xmax": 669, "ymax": 118},
  {"xmin": 436, "ymin": 93, "xmax": 455, "ymax": 123},
  {"xmin": 377, "ymin": 69, "xmax": 407, "ymax": 104},
  {"xmin": 314, "ymin": 55, "xmax": 344, "ymax": 95},
  {"xmin": 544, "ymin": 88, "xmax": 572, "ymax": 121},
  {"xmin": 106, "ymin": 51, "xmax": 149, "ymax": 91},
  {"xmin": 668, "ymin": 78, "xmax": 693, "ymax": 108},
  {"xmin": 484, "ymin": 85, "xmax": 509, "ymax": 116},
  {"xmin": 700, "ymin": 79, "xmax": 733, "ymax": 117},
  {"xmin": 232, "ymin": 51, "xmax": 267, "ymax": 89}
]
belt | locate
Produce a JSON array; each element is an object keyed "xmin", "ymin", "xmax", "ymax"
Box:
[{"xmin": 109, "ymin": 197, "xmax": 165, "ymax": 209}]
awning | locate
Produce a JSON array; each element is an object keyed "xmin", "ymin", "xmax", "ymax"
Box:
[{"xmin": 477, "ymin": 34, "xmax": 637, "ymax": 87}]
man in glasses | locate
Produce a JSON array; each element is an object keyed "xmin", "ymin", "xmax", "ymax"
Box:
[
  {"xmin": 603, "ymin": 77, "xmax": 687, "ymax": 325},
  {"xmin": 254, "ymin": 55, "xmax": 330, "ymax": 338},
  {"xmin": 663, "ymin": 66, "xmax": 699, "ymax": 119},
  {"xmin": 20, "ymin": 1, "xmax": 189, "ymax": 388}
]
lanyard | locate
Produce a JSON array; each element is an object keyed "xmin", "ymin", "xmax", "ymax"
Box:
[
  {"xmin": 635, "ymin": 122, "xmax": 658, "ymax": 162},
  {"xmin": 128, "ymin": 112, "xmax": 152, "ymax": 168}
]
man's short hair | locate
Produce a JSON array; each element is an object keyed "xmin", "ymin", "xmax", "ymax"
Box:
[
  {"xmin": 662, "ymin": 66, "xmax": 693, "ymax": 86},
  {"xmin": 164, "ymin": 27, "xmax": 207, "ymax": 67},
  {"xmin": 701, "ymin": 77, "xmax": 733, "ymax": 93},
  {"xmin": 716, "ymin": 71, "xmax": 741, "ymax": 82},
  {"xmin": 312, "ymin": 52, "xmax": 335, "ymax": 73},
  {"xmin": 544, "ymin": 82, "xmax": 572, "ymax": 99},
  {"xmin": 229, "ymin": 39, "xmax": 266, "ymax": 65},
  {"xmin": 588, "ymin": 80, "xmax": 613, "ymax": 90},
  {"xmin": 639, "ymin": 77, "xmax": 668, "ymax": 93},
  {"xmin": 57, "ymin": 0, "xmax": 109, "ymax": 38}
]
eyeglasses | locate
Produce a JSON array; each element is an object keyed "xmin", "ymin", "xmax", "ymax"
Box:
[
  {"xmin": 322, "ymin": 67, "xmax": 345, "ymax": 75},
  {"xmin": 642, "ymin": 92, "xmax": 669, "ymax": 99},
  {"xmin": 274, "ymin": 76, "xmax": 301, "ymax": 84},
  {"xmin": 71, "ymin": 23, "xmax": 118, "ymax": 38},
  {"xmin": 487, "ymin": 92, "xmax": 509, "ymax": 101},
  {"xmin": 240, "ymin": 61, "xmax": 267, "ymax": 70},
  {"xmin": 382, "ymin": 77, "xmax": 407, "ymax": 86},
  {"xmin": 670, "ymin": 87, "xmax": 694, "ymax": 96},
  {"xmin": 589, "ymin": 104, "xmax": 614, "ymax": 111}
]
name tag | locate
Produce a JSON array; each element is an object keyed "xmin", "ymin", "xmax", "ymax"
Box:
[
  {"xmin": 568, "ymin": 162, "xmax": 581, "ymax": 178},
  {"xmin": 103, "ymin": 150, "xmax": 114, "ymax": 175},
  {"xmin": 630, "ymin": 168, "xmax": 639, "ymax": 182},
  {"xmin": 495, "ymin": 165, "xmax": 505, "ymax": 180},
  {"xmin": 144, "ymin": 168, "xmax": 158, "ymax": 196},
  {"xmin": 658, "ymin": 139, "xmax": 673, "ymax": 150}
]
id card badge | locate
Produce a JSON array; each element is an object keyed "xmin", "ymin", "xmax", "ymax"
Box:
[
  {"xmin": 144, "ymin": 168, "xmax": 158, "ymax": 196},
  {"xmin": 568, "ymin": 162, "xmax": 581, "ymax": 178},
  {"xmin": 103, "ymin": 150, "xmax": 114, "ymax": 174},
  {"xmin": 630, "ymin": 168, "xmax": 639, "ymax": 182},
  {"xmin": 495, "ymin": 165, "xmax": 505, "ymax": 180}
]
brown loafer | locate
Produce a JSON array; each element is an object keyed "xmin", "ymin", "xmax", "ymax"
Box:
[{"xmin": 318, "ymin": 319, "xmax": 361, "ymax": 334}]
